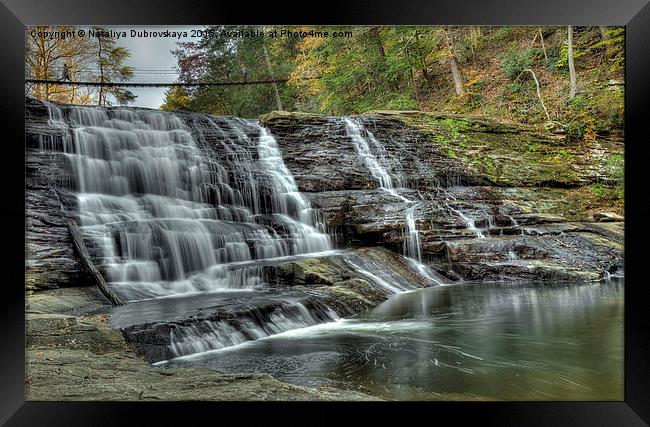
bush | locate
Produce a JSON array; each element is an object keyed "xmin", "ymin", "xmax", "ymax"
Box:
[
  {"xmin": 591, "ymin": 88, "xmax": 624, "ymax": 129},
  {"xmin": 566, "ymin": 121, "xmax": 587, "ymax": 141},
  {"xmin": 545, "ymin": 43, "xmax": 562, "ymax": 71},
  {"xmin": 501, "ymin": 48, "xmax": 543, "ymax": 80},
  {"xmin": 568, "ymin": 95, "xmax": 588, "ymax": 110},
  {"xmin": 493, "ymin": 27, "xmax": 513, "ymax": 42}
]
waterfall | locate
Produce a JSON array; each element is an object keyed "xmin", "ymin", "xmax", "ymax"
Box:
[
  {"xmin": 446, "ymin": 202, "xmax": 486, "ymax": 239},
  {"xmin": 54, "ymin": 105, "xmax": 331, "ymax": 301},
  {"xmin": 165, "ymin": 300, "xmax": 339, "ymax": 360},
  {"xmin": 344, "ymin": 117, "xmax": 442, "ymax": 284},
  {"xmin": 344, "ymin": 116, "xmax": 493, "ymax": 241}
]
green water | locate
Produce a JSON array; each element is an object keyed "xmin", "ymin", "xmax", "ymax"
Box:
[{"xmin": 169, "ymin": 280, "xmax": 624, "ymax": 401}]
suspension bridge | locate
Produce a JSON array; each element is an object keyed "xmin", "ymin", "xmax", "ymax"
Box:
[
  {"xmin": 25, "ymin": 78, "xmax": 293, "ymax": 87},
  {"xmin": 25, "ymin": 66, "xmax": 311, "ymax": 87}
]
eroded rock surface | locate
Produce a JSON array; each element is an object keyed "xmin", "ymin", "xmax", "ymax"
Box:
[
  {"xmin": 263, "ymin": 110, "xmax": 624, "ymax": 282},
  {"xmin": 26, "ymin": 287, "xmax": 379, "ymax": 401},
  {"xmin": 24, "ymin": 99, "xmax": 624, "ymax": 401}
]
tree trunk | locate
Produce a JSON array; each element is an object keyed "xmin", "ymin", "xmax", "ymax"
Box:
[
  {"xmin": 70, "ymin": 64, "xmax": 76, "ymax": 103},
  {"xmin": 568, "ymin": 25, "xmax": 577, "ymax": 99},
  {"xmin": 262, "ymin": 44, "xmax": 283, "ymax": 111},
  {"xmin": 370, "ymin": 26, "xmax": 399, "ymax": 91},
  {"xmin": 445, "ymin": 29, "xmax": 465, "ymax": 96},
  {"xmin": 67, "ymin": 218, "xmax": 124, "ymax": 306},
  {"xmin": 53, "ymin": 189, "xmax": 123, "ymax": 306},
  {"xmin": 517, "ymin": 69, "xmax": 551, "ymax": 121},
  {"xmin": 98, "ymin": 37, "xmax": 104, "ymax": 106},
  {"xmin": 539, "ymin": 28, "xmax": 548, "ymax": 62},
  {"xmin": 44, "ymin": 63, "xmax": 50, "ymax": 100},
  {"xmin": 449, "ymin": 55, "xmax": 465, "ymax": 96},
  {"xmin": 600, "ymin": 26, "xmax": 609, "ymax": 41},
  {"xmin": 406, "ymin": 47, "xmax": 422, "ymax": 109},
  {"xmin": 414, "ymin": 30, "xmax": 432, "ymax": 82}
]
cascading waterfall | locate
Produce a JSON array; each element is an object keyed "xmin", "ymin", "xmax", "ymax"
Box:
[
  {"xmin": 53, "ymin": 104, "xmax": 331, "ymax": 301},
  {"xmin": 446, "ymin": 202, "xmax": 486, "ymax": 239},
  {"xmin": 344, "ymin": 117, "xmax": 442, "ymax": 284},
  {"xmin": 38, "ymin": 102, "xmax": 452, "ymax": 361},
  {"xmin": 344, "ymin": 116, "xmax": 494, "ymax": 242},
  {"xmin": 165, "ymin": 300, "xmax": 339, "ymax": 361}
]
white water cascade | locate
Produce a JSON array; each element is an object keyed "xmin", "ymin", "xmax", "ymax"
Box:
[
  {"xmin": 343, "ymin": 117, "xmax": 493, "ymax": 241},
  {"xmin": 344, "ymin": 118, "xmax": 441, "ymax": 284},
  {"xmin": 57, "ymin": 105, "xmax": 332, "ymax": 301}
]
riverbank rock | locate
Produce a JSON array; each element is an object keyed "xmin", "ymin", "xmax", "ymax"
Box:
[{"xmin": 25, "ymin": 286, "xmax": 380, "ymax": 401}]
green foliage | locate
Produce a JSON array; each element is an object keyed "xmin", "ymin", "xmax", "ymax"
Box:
[
  {"xmin": 167, "ymin": 25, "xmax": 302, "ymax": 116},
  {"xmin": 568, "ymin": 94, "xmax": 587, "ymax": 109},
  {"xmin": 590, "ymin": 86, "xmax": 624, "ymax": 129},
  {"xmin": 565, "ymin": 110, "xmax": 590, "ymax": 142},
  {"xmin": 93, "ymin": 27, "xmax": 136, "ymax": 106},
  {"xmin": 492, "ymin": 27, "xmax": 513, "ymax": 42},
  {"xmin": 501, "ymin": 48, "xmax": 543, "ymax": 80},
  {"xmin": 545, "ymin": 43, "xmax": 562, "ymax": 72},
  {"xmin": 161, "ymin": 86, "xmax": 191, "ymax": 111},
  {"xmin": 578, "ymin": 27, "xmax": 625, "ymax": 73},
  {"xmin": 164, "ymin": 25, "xmax": 624, "ymax": 133},
  {"xmin": 563, "ymin": 87, "xmax": 624, "ymax": 141},
  {"xmin": 291, "ymin": 26, "xmax": 426, "ymax": 114},
  {"xmin": 589, "ymin": 183, "xmax": 623, "ymax": 200},
  {"xmin": 446, "ymin": 148, "xmax": 459, "ymax": 158},
  {"xmin": 439, "ymin": 118, "xmax": 470, "ymax": 142},
  {"xmin": 527, "ymin": 142, "xmax": 542, "ymax": 153},
  {"xmin": 383, "ymin": 93, "xmax": 419, "ymax": 110}
]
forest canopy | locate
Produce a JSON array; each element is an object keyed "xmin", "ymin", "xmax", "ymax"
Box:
[
  {"xmin": 161, "ymin": 25, "xmax": 624, "ymax": 140},
  {"xmin": 25, "ymin": 25, "xmax": 624, "ymax": 140}
]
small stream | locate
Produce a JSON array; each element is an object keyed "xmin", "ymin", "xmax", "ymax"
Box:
[{"xmin": 166, "ymin": 279, "xmax": 623, "ymax": 401}]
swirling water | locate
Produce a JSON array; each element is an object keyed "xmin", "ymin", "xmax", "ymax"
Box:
[{"xmin": 167, "ymin": 280, "xmax": 623, "ymax": 401}]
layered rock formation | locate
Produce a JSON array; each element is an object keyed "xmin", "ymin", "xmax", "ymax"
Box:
[
  {"xmin": 261, "ymin": 109, "xmax": 624, "ymax": 282},
  {"xmin": 25, "ymin": 98, "xmax": 624, "ymax": 400}
]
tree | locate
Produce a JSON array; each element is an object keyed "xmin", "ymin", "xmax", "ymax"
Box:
[
  {"xmin": 91, "ymin": 27, "xmax": 136, "ymax": 106},
  {"xmin": 262, "ymin": 43, "xmax": 283, "ymax": 110},
  {"xmin": 443, "ymin": 27, "xmax": 465, "ymax": 97},
  {"xmin": 567, "ymin": 25, "xmax": 577, "ymax": 99},
  {"xmin": 25, "ymin": 26, "xmax": 96, "ymax": 104},
  {"xmin": 515, "ymin": 69, "xmax": 550, "ymax": 121},
  {"xmin": 169, "ymin": 25, "xmax": 297, "ymax": 117},
  {"xmin": 165, "ymin": 25, "xmax": 624, "ymax": 126},
  {"xmin": 25, "ymin": 26, "xmax": 136, "ymax": 106},
  {"xmin": 160, "ymin": 86, "xmax": 191, "ymax": 111}
]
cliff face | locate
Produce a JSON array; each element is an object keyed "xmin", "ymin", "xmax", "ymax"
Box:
[
  {"xmin": 261, "ymin": 110, "xmax": 624, "ymax": 283},
  {"xmin": 25, "ymin": 99, "xmax": 624, "ymax": 291},
  {"xmin": 26, "ymin": 98, "xmax": 85, "ymax": 291}
]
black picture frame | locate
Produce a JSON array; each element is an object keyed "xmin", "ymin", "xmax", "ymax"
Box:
[{"xmin": 2, "ymin": 0, "xmax": 649, "ymax": 424}]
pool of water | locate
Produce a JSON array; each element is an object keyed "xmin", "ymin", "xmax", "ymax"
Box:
[{"xmin": 166, "ymin": 280, "xmax": 624, "ymax": 401}]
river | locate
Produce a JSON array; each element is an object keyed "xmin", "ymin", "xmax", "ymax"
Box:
[{"xmin": 165, "ymin": 279, "xmax": 623, "ymax": 401}]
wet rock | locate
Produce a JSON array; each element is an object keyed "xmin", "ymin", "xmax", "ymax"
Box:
[
  {"xmin": 593, "ymin": 212, "xmax": 624, "ymax": 222},
  {"xmin": 25, "ymin": 97, "xmax": 624, "ymax": 285},
  {"xmin": 25, "ymin": 304, "xmax": 378, "ymax": 401}
]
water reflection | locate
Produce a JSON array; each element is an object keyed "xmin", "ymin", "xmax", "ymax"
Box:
[{"xmin": 168, "ymin": 280, "xmax": 624, "ymax": 401}]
